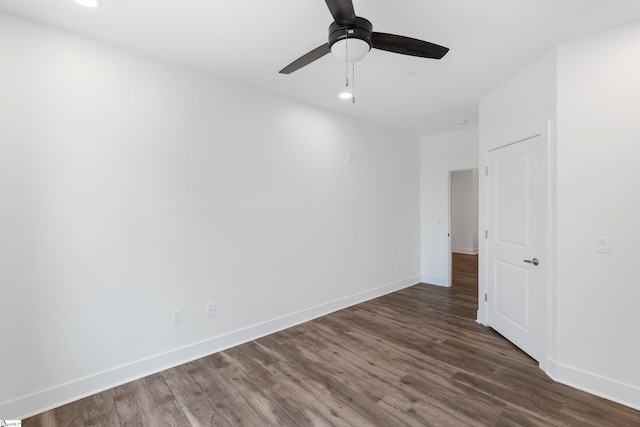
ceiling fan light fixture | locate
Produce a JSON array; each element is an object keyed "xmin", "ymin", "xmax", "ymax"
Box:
[
  {"xmin": 331, "ymin": 38, "xmax": 370, "ymax": 63},
  {"xmin": 74, "ymin": 0, "xmax": 102, "ymax": 7}
]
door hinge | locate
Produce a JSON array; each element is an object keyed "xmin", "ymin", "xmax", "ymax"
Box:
[
  {"xmin": 485, "ymin": 230, "xmax": 488, "ymax": 239},
  {"xmin": 485, "ymin": 166, "xmax": 488, "ymax": 176},
  {"xmin": 485, "ymin": 293, "xmax": 488, "ymax": 302}
]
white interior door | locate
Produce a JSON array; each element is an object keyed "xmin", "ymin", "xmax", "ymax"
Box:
[{"xmin": 487, "ymin": 135, "xmax": 546, "ymax": 362}]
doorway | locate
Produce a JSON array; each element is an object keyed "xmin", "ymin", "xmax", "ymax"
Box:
[{"xmin": 449, "ymin": 169, "xmax": 479, "ymax": 312}]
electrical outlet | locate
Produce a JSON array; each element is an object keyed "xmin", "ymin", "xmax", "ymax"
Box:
[
  {"xmin": 207, "ymin": 302, "xmax": 216, "ymax": 317},
  {"xmin": 173, "ymin": 309, "xmax": 183, "ymax": 326}
]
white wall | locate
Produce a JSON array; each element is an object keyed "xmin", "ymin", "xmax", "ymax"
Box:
[
  {"xmin": 0, "ymin": 13, "xmax": 421, "ymax": 419},
  {"xmin": 479, "ymin": 51, "xmax": 558, "ymax": 152},
  {"xmin": 420, "ymin": 128, "xmax": 478, "ymax": 286},
  {"xmin": 480, "ymin": 19, "xmax": 640, "ymax": 410},
  {"xmin": 450, "ymin": 169, "xmax": 479, "ymax": 254},
  {"xmin": 553, "ymin": 20, "xmax": 640, "ymax": 408}
]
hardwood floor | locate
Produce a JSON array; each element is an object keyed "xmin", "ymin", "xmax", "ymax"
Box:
[
  {"xmin": 25, "ymin": 255, "xmax": 639, "ymax": 426},
  {"xmin": 451, "ymin": 252, "xmax": 479, "ymax": 318},
  {"xmin": 452, "ymin": 252, "xmax": 479, "ymax": 290}
]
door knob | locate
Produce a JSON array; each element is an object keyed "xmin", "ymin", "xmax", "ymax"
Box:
[{"xmin": 524, "ymin": 258, "xmax": 539, "ymax": 266}]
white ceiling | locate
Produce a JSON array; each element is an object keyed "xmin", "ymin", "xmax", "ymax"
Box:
[{"xmin": 3, "ymin": 0, "xmax": 640, "ymax": 137}]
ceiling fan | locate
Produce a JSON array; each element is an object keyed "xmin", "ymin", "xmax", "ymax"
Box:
[{"xmin": 279, "ymin": 0, "xmax": 449, "ymax": 74}]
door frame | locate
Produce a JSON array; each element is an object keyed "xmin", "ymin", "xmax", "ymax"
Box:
[{"xmin": 478, "ymin": 120, "xmax": 555, "ymax": 373}]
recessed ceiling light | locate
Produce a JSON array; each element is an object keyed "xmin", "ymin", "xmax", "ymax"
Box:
[
  {"xmin": 74, "ymin": 0, "xmax": 102, "ymax": 7},
  {"xmin": 339, "ymin": 90, "xmax": 353, "ymax": 100},
  {"xmin": 406, "ymin": 71, "xmax": 417, "ymax": 77}
]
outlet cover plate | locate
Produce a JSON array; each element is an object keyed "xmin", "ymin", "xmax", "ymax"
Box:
[{"xmin": 173, "ymin": 309, "xmax": 183, "ymax": 326}]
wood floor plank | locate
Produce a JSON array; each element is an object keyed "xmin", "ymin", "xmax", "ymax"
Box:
[
  {"xmin": 23, "ymin": 254, "xmax": 640, "ymax": 426},
  {"xmin": 111, "ymin": 382, "xmax": 145, "ymax": 426},
  {"xmin": 451, "ymin": 370, "xmax": 567, "ymax": 423},
  {"xmin": 52, "ymin": 397, "xmax": 85, "ymax": 427},
  {"xmin": 185, "ymin": 359, "xmax": 267, "ymax": 426},
  {"xmin": 128, "ymin": 373, "xmax": 191, "ymax": 426},
  {"xmin": 495, "ymin": 405, "xmax": 565, "ymax": 427},
  {"xmin": 160, "ymin": 364, "xmax": 225, "ymax": 426},
  {"xmin": 262, "ymin": 362, "xmax": 374, "ymax": 427},
  {"xmin": 81, "ymin": 388, "xmax": 120, "ymax": 427},
  {"xmin": 22, "ymin": 411, "xmax": 56, "ymax": 427},
  {"xmin": 398, "ymin": 371, "xmax": 505, "ymax": 426},
  {"xmin": 378, "ymin": 388, "xmax": 489, "ymax": 427}
]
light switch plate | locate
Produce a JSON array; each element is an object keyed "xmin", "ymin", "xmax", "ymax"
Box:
[{"xmin": 596, "ymin": 236, "xmax": 610, "ymax": 254}]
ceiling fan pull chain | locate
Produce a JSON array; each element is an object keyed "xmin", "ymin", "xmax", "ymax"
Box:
[
  {"xmin": 352, "ymin": 61, "xmax": 356, "ymax": 103},
  {"xmin": 345, "ymin": 28, "xmax": 349, "ymax": 87}
]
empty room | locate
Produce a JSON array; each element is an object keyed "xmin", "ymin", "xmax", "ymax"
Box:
[{"xmin": 1, "ymin": 1, "xmax": 639, "ymax": 425}]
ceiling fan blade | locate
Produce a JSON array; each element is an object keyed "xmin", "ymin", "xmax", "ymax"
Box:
[
  {"xmin": 324, "ymin": 0, "xmax": 357, "ymax": 26},
  {"xmin": 279, "ymin": 44, "xmax": 331, "ymax": 74},
  {"xmin": 371, "ymin": 32, "xmax": 449, "ymax": 59}
]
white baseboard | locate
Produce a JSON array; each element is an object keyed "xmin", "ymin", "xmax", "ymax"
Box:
[
  {"xmin": 2, "ymin": 276, "xmax": 421, "ymax": 420},
  {"xmin": 421, "ymin": 274, "xmax": 450, "ymax": 287},
  {"xmin": 547, "ymin": 359, "xmax": 640, "ymax": 411},
  {"xmin": 451, "ymin": 247, "xmax": 479, "ymax": 255}
]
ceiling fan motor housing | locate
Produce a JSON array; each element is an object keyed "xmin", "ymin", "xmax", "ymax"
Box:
[{"xmin": 328, "ymin": 17, "xmax": 373, "ymax": 50}]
